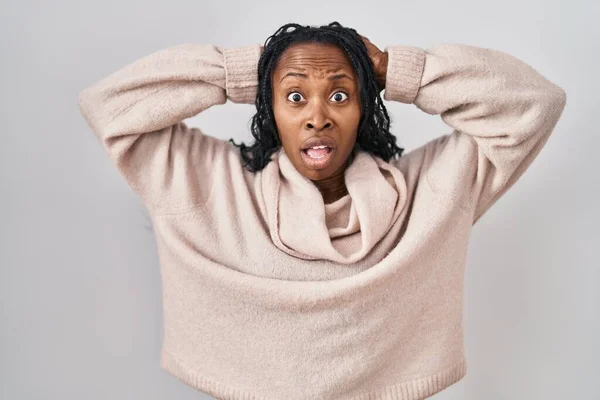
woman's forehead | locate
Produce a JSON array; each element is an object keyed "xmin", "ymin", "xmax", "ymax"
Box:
[{"xmin": 273, "ymin": 43, "xmax": 356, "ymax": 81}]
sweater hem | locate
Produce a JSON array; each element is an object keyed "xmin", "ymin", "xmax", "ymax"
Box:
[{"xmin": 160, "ymin": 350, "xmax": 467, "ymax": 400}]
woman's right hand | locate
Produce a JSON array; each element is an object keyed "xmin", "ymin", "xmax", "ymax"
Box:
[{"xmin": 359, "ymin": 34, "xmax": 388, "ymax": 91}]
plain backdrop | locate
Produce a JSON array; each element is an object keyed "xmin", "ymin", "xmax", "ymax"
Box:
[{"xmin": 1, "ymin": 0, "xmax": 598, "ymax": 399}]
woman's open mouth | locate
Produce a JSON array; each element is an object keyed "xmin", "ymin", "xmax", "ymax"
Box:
[{"xmin": 300, "ymin": 146, "xmax": 335, "ymax": 169}]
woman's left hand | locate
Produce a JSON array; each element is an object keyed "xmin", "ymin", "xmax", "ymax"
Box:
[{"xmin": 359, "ymin": 35, "xmax": 388, "ymax": 91}]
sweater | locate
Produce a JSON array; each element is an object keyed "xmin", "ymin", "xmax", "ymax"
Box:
[{"xmin": 78, "ymin": 40, "xmax": 566, "ymax": 400}]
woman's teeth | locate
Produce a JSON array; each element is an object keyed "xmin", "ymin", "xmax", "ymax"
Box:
[{"xmin": 305, "ymin": 146, "xmax": 331, "ymax": 159}]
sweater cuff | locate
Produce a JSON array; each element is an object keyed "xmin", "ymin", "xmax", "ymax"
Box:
[
  {"xmin": 383, "ymin": 45, "xmax": 426, "ymax": 104},
  {"xmin": 223, "ymin": 44, "xmax": 261, "ymax": 104}
]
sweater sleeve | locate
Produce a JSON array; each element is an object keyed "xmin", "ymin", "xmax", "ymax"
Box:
[
  {"xmin": 382, "ymin": 44, "xmax": 567, "ymax": 225},
  {"xmin": 78, "ymin": 43, "xmax": 261, "ymax": 215}
]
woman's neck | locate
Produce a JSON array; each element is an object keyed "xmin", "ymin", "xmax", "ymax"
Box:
[{"xmin": 312, "ymin": 169, "xmax": 348, "ymax": 204}]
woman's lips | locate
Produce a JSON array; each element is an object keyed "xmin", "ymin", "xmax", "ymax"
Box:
[{"xmin": 300, "ymin": 147, "xmax": 335, "ymax": 169}]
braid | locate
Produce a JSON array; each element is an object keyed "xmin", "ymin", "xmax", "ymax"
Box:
[{"xmin": 229, "ymin": 21, "xmax": 404, "ymax": 172}]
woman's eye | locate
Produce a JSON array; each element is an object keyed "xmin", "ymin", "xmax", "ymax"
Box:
[
  {"xmin": 286, "ymin": 91, "xmax": 349, "ymax": 103},
  {"xmin": 330, "ymin": 91, "xmax": 348, "ymax": 102},
  {"xmin": 287, "ymin": 92, "xmax": 304, "ymax": 103}
]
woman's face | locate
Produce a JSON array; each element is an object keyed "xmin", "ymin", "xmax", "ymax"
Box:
[{"xmin": 271, "ymin": 42, "xmax": 361, "ymax": 181}]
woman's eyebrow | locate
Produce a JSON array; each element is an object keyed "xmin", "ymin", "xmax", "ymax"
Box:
[{"xmin": 280, "ymin": 72, "xmax": 354, "ymax": 83}]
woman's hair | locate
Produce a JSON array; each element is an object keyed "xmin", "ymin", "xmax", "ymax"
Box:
[{"xmin": 229, "ymin": 21, "xmax": 404, "ymax": 172}]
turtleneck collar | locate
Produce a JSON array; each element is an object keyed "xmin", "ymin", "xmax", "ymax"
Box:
[{"xmin": 259, "ymin": 147, "xmax": 408, "ymax": 264}]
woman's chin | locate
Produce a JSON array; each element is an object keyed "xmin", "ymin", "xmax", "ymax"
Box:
[{"xmin": 297, "ymin": 155, "xmax": 351, "ymax": 182}]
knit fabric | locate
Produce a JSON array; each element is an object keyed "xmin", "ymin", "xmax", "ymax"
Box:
[{"xmin": 78, "ymin": 41, "xmax": 566, "ymax": 400}]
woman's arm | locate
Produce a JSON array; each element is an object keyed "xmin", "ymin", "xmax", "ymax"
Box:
[
  {"xmin": 78, "ymin": 43, "xmax": 262, "ymax": 215},
  {"xmin": 382, "ymin": 44, "xmax": 567, "ymax": 225}
]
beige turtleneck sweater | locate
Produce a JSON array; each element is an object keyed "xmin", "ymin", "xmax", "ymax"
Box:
[{"xmin": 78, "ymin": 40, "xmax": 566, "ymax": 399}]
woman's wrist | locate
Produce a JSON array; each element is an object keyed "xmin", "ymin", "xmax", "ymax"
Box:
[{"xmin": 376, "ymin": 52, "xmax": 388, "ymax": 91}]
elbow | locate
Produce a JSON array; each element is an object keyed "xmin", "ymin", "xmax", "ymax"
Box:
[
  {"xmin": 547, "ymin": 84, "xmax": 567, "ymax": 119},
  {"xmin": 78, "ymin": 87, "xmax": 93, "ymax": 119},
  {"xmin": 555, "ymin": 86, "xmax": 567, "ymax": 111},
  {"xmin": 77, "ymin": 86, "xmax": 105, "ymax": 140},
  {"xmin": 533, "ymin": 83, "xmax": 567, "ymax": 123},
  {"xmin": 78, "ymin": 80, "xmax": 104, "ymax": 116},
  {"xmin": 545, "ymin": 78, "xmax": 567, "ymax": 108}
]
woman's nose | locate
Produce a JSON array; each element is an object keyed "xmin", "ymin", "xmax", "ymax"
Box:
[
  {"xmin": 306, "ymin": 120, "xmax": 332, "ymax": 131},
  {"xmin": 305, "ymin": 103, "xmax": 333, "ymax": 131}
]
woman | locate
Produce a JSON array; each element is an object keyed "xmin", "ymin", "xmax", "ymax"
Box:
[{"xmin": 78, "ymin": 22, "xmax": 566, "ymax": 400}]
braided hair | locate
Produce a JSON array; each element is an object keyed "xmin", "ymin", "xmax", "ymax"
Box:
[{"xmin": 229, "ymin": 21, "xmax": 404, "ymax": 172}]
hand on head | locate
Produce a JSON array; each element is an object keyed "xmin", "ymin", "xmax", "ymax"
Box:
[{"xmin": 358, "ymin": 34, "xmax": 388, "ymax": 91}]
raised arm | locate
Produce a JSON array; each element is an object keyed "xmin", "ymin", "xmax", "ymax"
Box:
[
  {"xmin": 382, "ymin": 43, "xmax": 567, "ymax": 225},
  {"xmin": 78, "ymin": 43, "xmax": 262, "ymax": 215}
]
